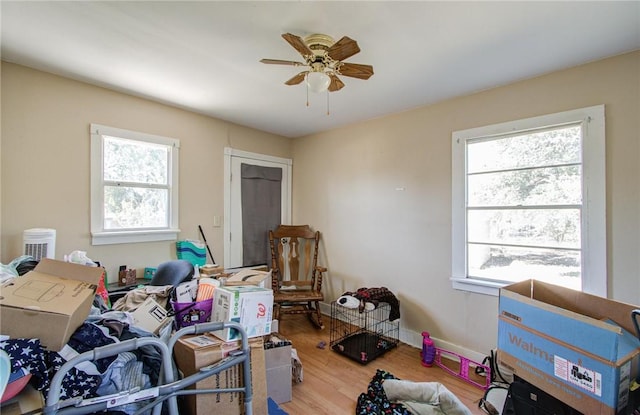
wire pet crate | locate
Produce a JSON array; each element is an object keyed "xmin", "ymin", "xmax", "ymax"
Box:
[{"xmin": 330, "ymin": 301, "xmax": 399, "ymax": 364}]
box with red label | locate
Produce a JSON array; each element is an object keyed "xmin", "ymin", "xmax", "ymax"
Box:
[{"xmin": 210, "ymin": 286, "xmax": 273, "ymax": 341}]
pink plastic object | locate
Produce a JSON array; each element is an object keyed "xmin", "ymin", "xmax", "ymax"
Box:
[
  {"xmin": 420, "ymin": 331, "xmax": 436, "ymax": 367},
  {"xmin": 433, "ymin": 347, "xmax": 491, "ymax": 390},
  {"xmin": 1, "ymin": 370, "xmax": 32, "ymax": 403}
]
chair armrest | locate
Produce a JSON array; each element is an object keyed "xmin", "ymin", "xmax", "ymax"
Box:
[{"xmin": 312, "ymin": 266, "xmax": 326, "ymax": 291}]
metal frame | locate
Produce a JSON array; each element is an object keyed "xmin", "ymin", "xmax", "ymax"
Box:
[{"xmin": 43, "ymin": 321, "xmax": 253, "ymax": 415}]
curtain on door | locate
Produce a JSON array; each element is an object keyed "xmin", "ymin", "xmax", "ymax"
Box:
[{"xmin": 241, "ymin": 163, "xmax": 282, "ymax": 266}]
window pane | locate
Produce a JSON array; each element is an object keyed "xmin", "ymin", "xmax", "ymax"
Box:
[
  {"xmin": 468, "ymin": 209, "xmax": 580, "ymax": 248},
  {"xmin": 467, "ymin": 126, "xmax": 581, "ymax": 174},
  {"xmin": 104, "ymin": 136, "xmax": 168, "ymax": 185},
  {"xmin": 468, "ymin": 165, "xmax": 581, "ymax": 207},
  {"xmin": 104, "ymin": 186, "xmax": 168, "ymax": 229},
  {"xmin": 467, "ymin": 244, "xmax": 581, "ymax": 290}
]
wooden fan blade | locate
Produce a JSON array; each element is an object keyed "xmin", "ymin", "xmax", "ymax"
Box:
[
  {"xmin": 337, "ymin": 62, "xmax": 374, "ymax": 80},
  {"xmin": 327, "ymin": 36, "xmax": 361, "ymax": 62},
  {"xmin": 285, "ymin": 71, "xmax": 308, "ymax": 86},
  {"xmin": 328, "ymin": 74, "xmax": 345, "ymax": 92},
  {"xmin": 282, "ymin": 33, "xmax": 314, "ymax": 57},
  {"xmin": 260, "ymin": 58, "xmax": 306, "ymax": 66}
]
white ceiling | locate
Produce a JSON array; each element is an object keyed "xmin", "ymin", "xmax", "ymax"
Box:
[{"xmin": 2, "ymin": 1, "xmax": 639, "ymax": 138}]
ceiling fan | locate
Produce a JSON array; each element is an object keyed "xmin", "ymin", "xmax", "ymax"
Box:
[{"xmin": 260, "ymin": 33, "xmax": 374, "ymax": 93}]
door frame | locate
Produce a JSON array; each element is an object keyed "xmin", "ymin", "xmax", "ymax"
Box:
[{"xmin": 223, "ymin": 147, "xmax": 292, "ymax": 268}]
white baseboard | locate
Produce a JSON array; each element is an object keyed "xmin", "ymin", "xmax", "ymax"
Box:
[
  {"xmin": 319, "ymin": 301, "xmax": 332, "ymax": 316},
  {"xmin": 400, "ymin": 328, "xmax": 488, "ymax": 367}
]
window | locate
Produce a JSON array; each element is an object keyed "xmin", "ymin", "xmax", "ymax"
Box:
[
  {"xmin": 90, "ymin": 124, "xmax": 180, "ymax": 245},
  {"xmin": 451, "ymin": 106, "xmax": 605, "ymax": 296}
]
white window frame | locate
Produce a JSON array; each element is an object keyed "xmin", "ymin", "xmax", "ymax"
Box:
[
  {"xmin": 451, "ymin": 105, "xmax": 606, "ymax": 297},
  {"xmin": 90, "ymin": 123, "xmax": 180, "ymax": 245}
]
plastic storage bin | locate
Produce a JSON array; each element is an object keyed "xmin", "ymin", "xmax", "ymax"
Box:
[
  {"xmin": 170, "ymin": 298, "xmax": 213, "ymax": 329},
  {"xmin": 176, "ymin": 240, "xmax": 206, "ymax": 266}
]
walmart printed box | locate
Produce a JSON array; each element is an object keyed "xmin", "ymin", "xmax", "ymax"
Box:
[
  {"xmin": 498, "ymin": 279, "xmax": 640, "ymax": 415},
  {"xmin": 210, "ymin": 285, "xmax": 273, "ymax": 341}
]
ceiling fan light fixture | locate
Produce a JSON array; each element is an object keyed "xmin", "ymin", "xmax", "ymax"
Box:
[
  {"xmin": 306, "ymin": 71, "xmax": 331, "ymax": 93},
  {"xmin": 261, "ymin": 32, "xmax": 373, "ymax": 97}
]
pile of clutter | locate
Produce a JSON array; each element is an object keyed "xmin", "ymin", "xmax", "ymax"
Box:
[{"xmin": 169, "ymin": 268, "xmax": 271, "ymax": 332}]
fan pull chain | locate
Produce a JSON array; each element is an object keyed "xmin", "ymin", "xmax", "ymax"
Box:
[
  {"xmin": 306, "ymin": 74, "xmax": 310, "ymax": 107},
  {"xmin": 326, "ymin": 90, "xmax": 330, "ymax": 116}
]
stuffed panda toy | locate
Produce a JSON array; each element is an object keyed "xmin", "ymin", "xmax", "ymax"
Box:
[
  {"xmin": 337, "ymin": 292, "xmax": 375, "ymax": 311},
  {"xmin": 336, "ymin": 287, "xmax": 401, "ymax": 321}
]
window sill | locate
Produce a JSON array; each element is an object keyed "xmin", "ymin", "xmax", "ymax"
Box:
[
  {"xmin": 92, "ymin": 229, "xmax": 180, "ymax": 245},
  {"xmin": 450, "ymin": 277, "xmax": 506, "ymax": 297}
]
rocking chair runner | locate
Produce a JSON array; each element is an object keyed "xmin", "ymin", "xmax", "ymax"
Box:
[{"xmin": 268, "ymin": 225, "xmax": 326, "ymax": 329}]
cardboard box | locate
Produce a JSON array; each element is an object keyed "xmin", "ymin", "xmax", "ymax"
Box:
[
  {"xmin": 131, "ymin": 297, "xmax": 172, "ymax": 334},
  {"xmin": 264, "ymin": 335, "xmax": 292, "ymax": 404},
  {"xmin": 173, "ymin": 334, "xmax": 267, "ymax": 415},
  {"xmin": 225, "ymin": 269, "xmax": 272, "ymax": 288},
  {"xmin": 498, "ymin": 279, "xmax": 640, "ymax": 415},
  {"xmin": 211, "ymin": 286, "xmax": 273, "ymax": 341},
  {"xmin": 0, "ymin": 384, "xmax": 44, "ymax": 415},
  {"xmin": 0, "ymin": 258, "xmax": 103, "ymax": 351},
  {"xmin": 200, "ymin": 264, "xmax": 224, "ymax": 277}
]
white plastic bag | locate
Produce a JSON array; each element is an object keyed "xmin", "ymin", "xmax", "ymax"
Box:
[{"xmin": 64, "ymin": 250, "xmax": 97, "ymax": 266}]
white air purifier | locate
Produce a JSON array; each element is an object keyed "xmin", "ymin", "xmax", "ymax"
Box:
[{"xmin": 23, "ymin": 228, "xmax": 56, "ymax": 260}]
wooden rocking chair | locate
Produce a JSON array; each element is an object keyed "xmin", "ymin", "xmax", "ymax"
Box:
[{"xmin": 268, "ymin": 225, "xmax": 326, "ymax": 329}]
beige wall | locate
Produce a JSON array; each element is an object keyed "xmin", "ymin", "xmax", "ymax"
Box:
[
  {"xmin": 292, "ymin": 51, "xmax": 640, "ymax": 355},
  {"xmin": 0, "ymin": 62, "xmax": 292, "ymax": 281}
]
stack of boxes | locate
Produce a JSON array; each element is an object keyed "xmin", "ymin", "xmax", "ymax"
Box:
[
  {"xmin": 173, "ymin": 334, "xmax": 269, "ymax": 415},
  {"xmin": 172, "ymin": 267, "xmax": 294, "ymax": 414}
]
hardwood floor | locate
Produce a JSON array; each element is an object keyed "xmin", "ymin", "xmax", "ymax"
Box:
[{"xmin": 276, "ymin": 313, "xmax": 487, "ymax": 415}]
